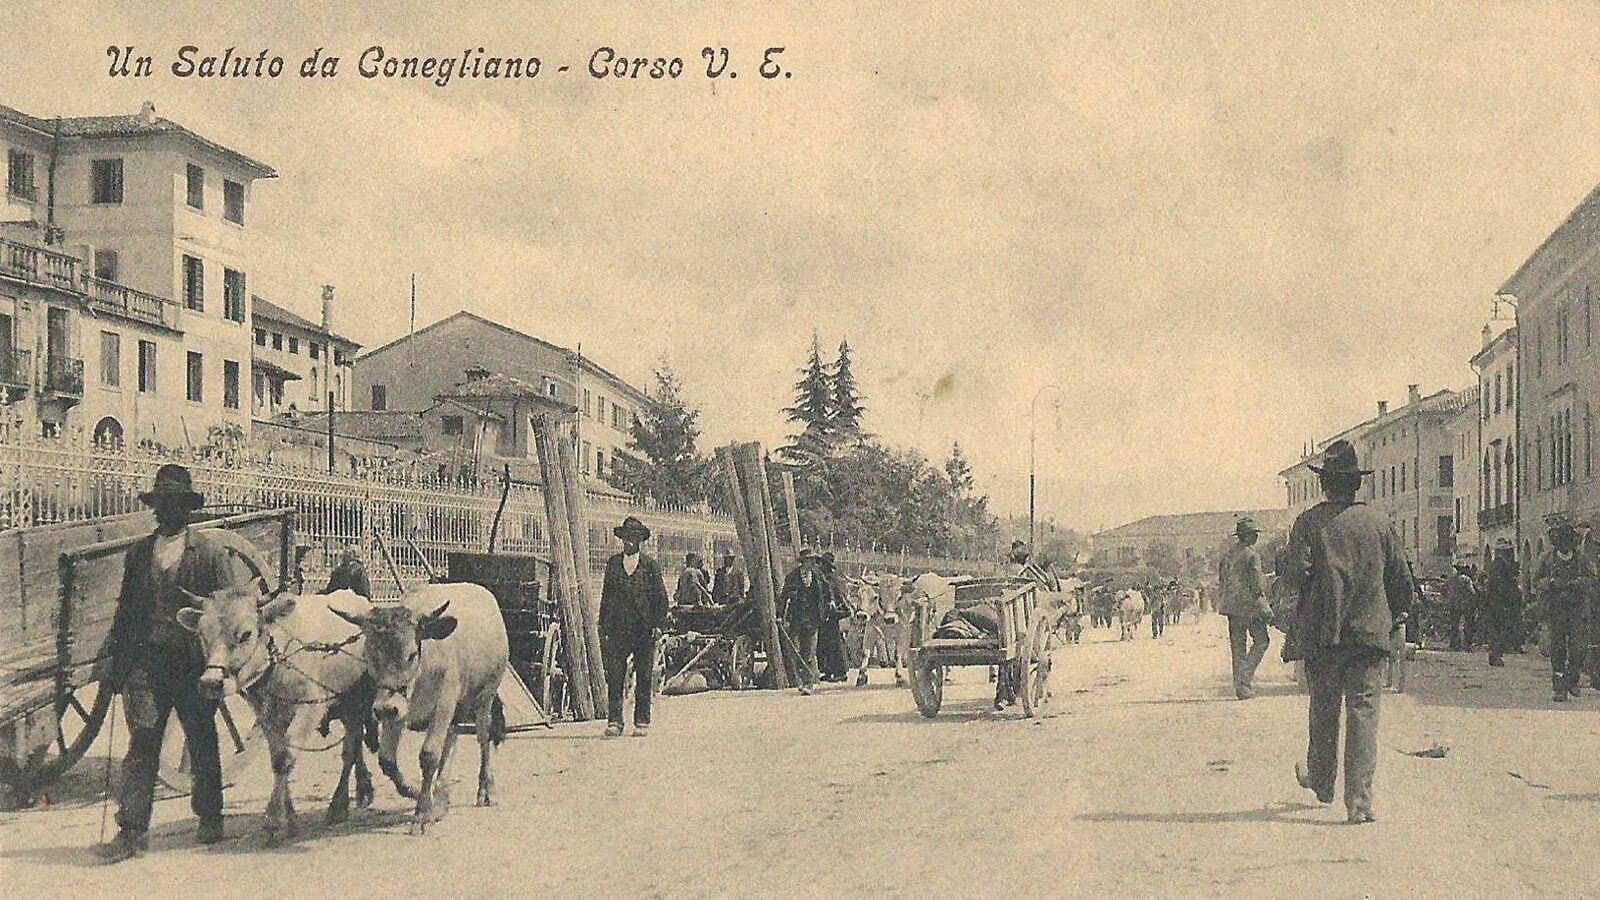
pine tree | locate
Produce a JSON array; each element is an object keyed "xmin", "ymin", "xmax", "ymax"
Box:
[
  {"xmin": 779, "ymin": 334, "xmax": 836, "ymax": 466},
  {"xmin": 831, "ymin": 338, "xmax": 866, "ymax": 441},
  {"xmin": 945, "ymin": 442, "xmax": 974, "ymax": 496},
  {"xmin": 607, "ymin": 366, "xmax": 710, "ymax": 508}
]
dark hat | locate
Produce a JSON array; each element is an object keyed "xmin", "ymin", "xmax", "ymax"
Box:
[
  {"xmin": 1235, "ymin": 517, "xmax": 1258, "ymax": 537},
  {"xmin": 1010, "ymin": 540, "xmax": 1027, "ymax": 549},
  {"xmin": 613, "ymin": 516, "xmax": 651, "ymax": 541},
  {"xmin": 138, "ymin": 464, "xmax": 204, "ymax": 509},
  {"xmin": 798, "ymin": 547, "xmax": 817, "ymax": 561},
  {"xmin": 1309, "ymin": 439, "xmax": 1373, "ymax": 477}
]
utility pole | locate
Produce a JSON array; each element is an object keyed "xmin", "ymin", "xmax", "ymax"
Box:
[{"xmin": 1029, "ymin": 384, "xmax": 1065, "ymax": 553}]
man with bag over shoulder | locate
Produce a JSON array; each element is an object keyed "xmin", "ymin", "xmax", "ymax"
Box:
[{"xmin": 1279, "ymin": 440, "xmax": 1412, "ymax": 825}]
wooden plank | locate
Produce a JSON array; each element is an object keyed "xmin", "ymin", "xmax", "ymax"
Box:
[
  {"xmin": 732, "ymin": 444, "xmax": 792, "ymax": 687},
  {"xmin": 531, "ymin": 417, "xmax": 596, "ymax": 720},
  {"xmin": 781, "ymin": 471, "xmax": 802, "ymax": 550},
  {"xmin": 714, "ymin": 446, "xmax": 786, "ymax": 689},
  {"xmin": 552, "ymin": 423, "xmax": 608, "ymax": 713}
]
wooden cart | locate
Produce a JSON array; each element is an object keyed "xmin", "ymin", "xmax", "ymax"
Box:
[
  {"xmin": 0, "ymin": 507, "xmax": 293, "ymax": 806},
  {"xmin": 905, "ymin": 574, "xmax": 1074, "ymax": 718}
]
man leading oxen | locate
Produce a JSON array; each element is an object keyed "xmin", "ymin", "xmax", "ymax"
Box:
[{"xmin": 332, "ymin": 582, "xmax": 509, "ymax": 834}]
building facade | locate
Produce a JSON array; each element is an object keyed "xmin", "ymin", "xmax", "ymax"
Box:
[
  {"xmin": 1471, "ymin": 322, "xmax": 1517, "ymax": 562},
  {"xmin": 350, "ymin": 311, "xmax": 649, "ymax": 482},
  {"xmin": 251, "ymin": 289, "xmax": 359, "ymax": 419},
  {"xmin": 2, "ymin": 100, "xmax": 273, "ymax": 448},
  {"xmin": 1444, "ymin": 388, "xmax": 1481, "ymax": 566},
  {"xmin": 1090, "ymin": 509, "xmax": 1290, "ymax": 572}
]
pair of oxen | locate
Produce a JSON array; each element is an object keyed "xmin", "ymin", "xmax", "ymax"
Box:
[{"xmin": 171, "ymin": 535, "xmax": 507, "ymax": 838}]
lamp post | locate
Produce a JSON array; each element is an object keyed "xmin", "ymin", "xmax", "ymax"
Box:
[{"xmin": 1029, "ymin": 384, "xmax": 1065, "ymax": 555}]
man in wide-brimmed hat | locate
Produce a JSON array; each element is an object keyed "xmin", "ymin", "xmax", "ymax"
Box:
[
  {"xmin": 599, "ymin": 516, "xmax": 669, "ymax": 737},
  {"xmin": 779, "ymin": 547, "xmax": 826, "ymax": 694},
  {"xmin": 95, "ymin": 464, "xmax": 249, "ymax": 861},
  {"xmin": 1532, "ymin": 514, "xmax": 1595, "ymax": 702},
  {"xmin": 1279, "ymin": 439, "xmax": 1412, "ymax": 825},
  {"xmin": 1444, "ymin": 557, "xmax": 1479, "ymax": 652},
  {"xmin": 1483, "ymin": 537, "xmax": 1521, "ymax": 667},
  {"xmin": 1217, "ymin": 516, "xmax": 1270, "ymax": 698}
]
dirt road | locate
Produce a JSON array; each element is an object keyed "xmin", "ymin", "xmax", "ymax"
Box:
[{"xmin": 4, "ymin": 615, "xmax": 1599, "ymax": 898}]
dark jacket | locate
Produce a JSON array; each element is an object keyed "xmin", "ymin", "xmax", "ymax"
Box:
[
  {"xmin": 712, "ymin": 564, "xmax": 746, "ymax": 605},
  {"xmin": 322, "ymin": 561, "xmax": 372, "ymax": 599},
  {"xmin": 1531, "ymin": 547, "xmax": 1596, "ymax": 610},
  {"xmin": 1484, "ymin": 556, "xmax": 1520, "ymax": 610},
  {"xmin": 1279, "ymin": 501, "xmax": 1413, "ymax": 661},
  {"xmin": 674, "ymin": 566, "xmax": 712, "ymax": 607},
  {"xmin": 779, "ymin": 565, "xmax": 827, "ymax": 627},
  {"xmin": 1216, "ymin": 540, "xmax": 1267, "ymax": 617},
  {"xmin": 600, "ymin": 552, "xmax": 670, "ymax": 635},
  {"xmin": 104, "ymin": 528, "xmax": 242, "ymax": 684}
]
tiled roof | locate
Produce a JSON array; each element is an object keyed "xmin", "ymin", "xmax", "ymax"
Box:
[
  {"xmin": 0, "ymin": 102, "xmax": 274, "ymax": 176},
  {"xmin": 251, "ymin": 355, "xmax": 301, "ymax": 381},
  {"xmin": 291, "ymin": 410, "xmax": 426, "ymax": 442},
  {"xmin": 438, "ymin": 372, "xmax": 563, "ymax": 404},
  {"xmin": 1095, "ymin": 508, "xmax": 1290, "ymax": 540},
  {"xmin": 252, "ymin": 296, "xmax": 360, "ymax": 347}
]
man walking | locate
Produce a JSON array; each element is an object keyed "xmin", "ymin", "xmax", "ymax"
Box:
[
  {"xmin": 817, "ymin": 551, "xmax": 850, "ymax": 682},
  {"xmin": 1280, "ymin": 440, "xmax": 1412, "ymax": 825},
  {"xmin": 1217, "ymin": 517, "xmax": 1271, "ymax": 699},
  {"xmin": 599, "ymin": 516, "xmax": 670, "ymax": 737},
  {"xmin": 712, "ymin": 552, "xmax": 747, "ymax": 606},
  {"xmin": 1444, "ymin": 560, "xmax": 1478, "ymax": 651},
  {"xmin": 1482, "ymin": 539, "xmax": 1520, "ymax": 667},
  {"xmin": 779, "ymin": 548, "xmax": 826, "ymax": 694},
  {"xmin": 94, "ymin": 464, "xmax": 247, "ymax": 862},
  {"xmin": 1531, "ymin": 515, "xmax": 1594, "ymax": 703}
]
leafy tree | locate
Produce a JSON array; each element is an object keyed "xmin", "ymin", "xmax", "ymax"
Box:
[
  {"xmin": 607, "ymin": 366, "xmax": 710, "ymax": 508},
  {"xmin": 831, "ymin": 338, "xmax": 867, "ymax": 442},
  {"xmin": 1142, "ymin": 540, "xmax": 1182, "ymax": 577}
]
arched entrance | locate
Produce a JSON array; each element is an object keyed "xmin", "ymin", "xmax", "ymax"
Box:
[{"xmin": 92, "ymin": 416, "xmax": 123, "ymax": 449}]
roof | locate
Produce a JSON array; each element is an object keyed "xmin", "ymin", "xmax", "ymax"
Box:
[
  {"xmin": 252, "ymin": 296, "xmax": 360, "ymax": 347},
  {"xmin": 1278, "ymin": 387, "xmax": 1470, "ymax": 477},
  {"xmin": 0, "ymin": 102, "xmax": 275, "ymax": 177},
  {"xmin": 1468, "ymin": 324, "xmax": 1517, "ymax": 368},
  {"xmin": 292, "ymin": 410, "xmax": 426, "ymax": 442},
  {"xmin": 1094, "ymin": 509, "xmax": 1291, "ymax": 540},
  {"xmin": 1500, "ymin": 182, "xmax": 1600, "ymax": 300},
  {"xmin": 437, "ymin": 372, "xmax": 573, "ymax": 408},
  {"xmin": 359, "ymin": 310, "xmax": 648, "ymax": 405},
  {"xmin": 251, "ymin": 356, "xmax": 301, "ymax": 381}
]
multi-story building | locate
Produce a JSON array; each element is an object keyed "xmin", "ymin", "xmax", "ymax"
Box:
[
  {"xmin": 1, "ymin": 100, "xmax": 273, "ymax": 447},
  {"xmin": 1090, "ymin": 509, "xmax": 1290, "ymax": 572},
  {"xmin": 1279, "ymin": 385, "xmax": 1471, "ymax": 577},
  {"xmin": 351, "ymin": 311, "xmax": 649, "ymax": 482},
  {"xmin": 1470, "ymin": 322, "xmax": 1517, "ymax": 562},
  {"xmin": 1499, "ymin": 183, "xmax": 1600, "ymax": 567},
  {"xmin": 250, "ymin": 288, "xmax": 359, "ymax": 419},
  {"xmin": 1444, "ymin": 387, "xmax": 1481, "ymax": 566}
]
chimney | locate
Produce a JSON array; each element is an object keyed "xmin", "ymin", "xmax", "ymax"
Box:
[
  {"xmin": 1482, "ymin": 323, "xmax": 1493, "ymax": 347},
  {"xmin": 1407, "ymin": 384, "xmax": 1421, "ymax": 405},
  {"xmin": 1377, "ymin": 400, "xmax": 1389, "ymax": 417},
  {"xmin": 137, "ymin": 101, "xmax": 157, "ymax": 125},
  {"xmin": 320, "ymin": 284, "xmax": 335, "ymax": 333}
]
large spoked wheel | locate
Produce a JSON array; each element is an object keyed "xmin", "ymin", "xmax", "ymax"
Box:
[
  {"xmin": 1020, "ymin": 611, "xmax": 1059, "ymax": 718},
  {"xmin": 0, "ymin": 678, "xmax": 115, "ymax": 806},
  {"xmin": 157, "ymin": 691, "xmax": 263, "ymax": 794},
  {"xmin": 538, "ymin": 622, "xmax": 564, "ymax": 714},
  {"xmin": 909, "ymin": 654, "xmax": 944, "ymax": 718}
]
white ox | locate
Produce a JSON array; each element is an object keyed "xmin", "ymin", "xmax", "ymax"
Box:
[
  {"xmin": 333, "ymin": 583, "xmax": 508, "ymax": 834},
  {"xmin": 847, "ymin": 572, "xmax": 908, "ymax": 686},
  {"xmin": 1115, "ymin": 589, "xmax": 1147, "ymax": 641}
]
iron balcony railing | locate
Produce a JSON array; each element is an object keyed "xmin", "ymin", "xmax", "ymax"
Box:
[
  {"xmin": 0, "ymin": 347, "xmax": 31, "ymax": 388},
  {"xmin": 43, "ymin": 354, "xmax": 83, "ymax": 397}
]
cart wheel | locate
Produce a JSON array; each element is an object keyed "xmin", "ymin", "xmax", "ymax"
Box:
[
  {"xmin": 158, "ymin": 692, "xmax": 262, "ymax": 794},
  {"xmin": 729, "ymin": 635, "xmax": 755, "ymax": 690},
  {"xmin": 909, "ymin": 655, "xmax": 943, "ymax": 718},
  {"xmin": 0, "ymin": 679, "xmax": 115, "ymax": 806},
  {"xmin": 1020, "ymin": 611, "xmax": 1059, "ymax": 718},
  {"xmin": 538, "ymin": 622, "xmax": 563, "ymax": 714},
  {"xmin": 652, "ymin": 634, "xmax": 670, "ymax": 695}
]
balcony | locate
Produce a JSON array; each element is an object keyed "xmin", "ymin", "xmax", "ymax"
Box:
[
  {"xmin": 85, "ymin": 277, "xmax": 183, "ymax": 331},
  {"xmin": 1479, "ymin": 503, "xmax": 1514, "ymax": 529},
  {"xmin": 0, "ymin": 347, "xmax": 31, "ymax": 393},
  {"xmin": 43, "ymin": 354, "xmax": 83, "ymax": 398},
  {"xmin": 0, "ymin": 237, "xmax": 79, "ymax": 292}
]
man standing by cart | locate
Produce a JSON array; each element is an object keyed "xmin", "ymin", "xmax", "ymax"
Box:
[
  {"xmin": 674, "ymin": 552, "xmax": 712, "ymax": 607},
  {"xmin": 1280, "ymin": 440, "xmax": 1412, "ymax": 825},
  {"xmin": 779, "ymin": 548, "xmax": 826, "ymax": 694},
  {"xmin": 94, "ymin": 464, "xmax": 248, "ymax": 862},
  {"xmin": 599, "ymin": 516, "xmax": 670, "ymax": 737}
]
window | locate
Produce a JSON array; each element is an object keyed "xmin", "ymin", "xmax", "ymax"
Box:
[
  {"xmin": 254, "ymin": 328, "xmax": 266, "ymax": 346},
  {"xmin": 223, "ymin": 360, "xmax": 239, "ymax": 409},
  {"xmin": 309, "ymin": 341, "xmax": 321, "ymax": 360},
  {"xmin": 613, "ymin": 404, "xmax": 625, "ymax": 430},
  {"xmin": 1438, "ymin": 455, "xmax": 1453, "ymax": 488},
  {"xmin": 137, "ymin": 340, "xmax": 156, "ymax": 392},
  {"xmin": 223, "ymin": 269, "xmax": 245, "ymax": 322},
  {"xmin": 596, "ymin": 450, "xmax": 605, "ymax": 477},
  {"xmin": 186, "ymin": 163, "xmax": 204, "ymax": 209},
  {"xmin": 1399, "ymin": 461, "xmax": 1407, "ymax": 493},
  {"xmin": 547, "ymin": 380, "xmax": 557, "ymax": 398},
  {"xmin": 7, "ymin": 148, "xmax": 36, "ymax": 199},
  {"xmin": 91, "ymin": 158, "xmax": 123, "ymax": 204},
  {"xmin": 271, "ymin": 332, "xmax": 282, "ymax": 350},
  {"xmin": 442, "ymin": 415, "xmax": 464, "ymax": 436},
  {"xmin": 1587, "ymin": 402, "xmax": 1594, "ymax": 479},
  {"xmin": 581, "ymin": 440, "xmax": 593, "ymax": 475},
  {"xmin": 1536, "ymin": 323, "xmax": 1544, "ymax": 377},
  {"xmin": 596, "ymin": 397, "xmax": 606, "ymax": 423},
  {"xmin": 182, "ymin": 255, "xmax": 204, "ymax": 311},
  {"xmin": 1506, "ymin": 363, "xmax": 1514, "ymax": 408},
  {"xmin": 288, "ymin": 336, "xmax": 299, "ymax": 355},
  {"xmin": 223, "ymin": 179, "xmax": 244, "ymax": 224},
  {"xmin": 309, "ymin": 367, "xmax": 318, "ymax": 398},
  {"xmin": 186, "ymin": 351, "xmax": 203, "ymax": 402},
  {"xmin": 1506, "ymin": 445, "xmax": 1515, "ymax": 498},
  {"xmin": 99, "ymin": 331, "xmax": 120, "ymax": 388},
  {"xmin": 93, "ymin": 249, "xmax": 118, "ymax": 282},
  {"xmin": 1485, "ymin": 449, "xmax": 1495, "ymax": 509},
  {"xmin": 1493, "ymin": 373, "xmax": 1501, "ymax": 414},
  {"xmin": 583, "ymin": 389, "xmax": 592, "ymax": 418},
  {"xmin": 1454, "ymin": 498, "xmax": 1461, "ymax": 533},
  {"xmin": 371, "ymin": 385, "xmax": 387, "ymax": 411},
  {"xmin": 1536, "ymin": 426, "xmax": 1545, "ymax": 490}
]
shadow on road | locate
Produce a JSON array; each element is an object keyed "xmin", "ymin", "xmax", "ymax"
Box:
[
  {"xmin": 1402, "ymin": 650, "xmax": 1600, "ymax": 712},
  {"xmin": 1077, "ymin": 801, "xmax": 1343, "ymax": 827},
  {"xmin": 842, "ymin": 708, "xmax": 1035, "ymax": 725},
  {"xmin": 1547, "ymin": 792, "xmax": 1600, "ymax": 803}
]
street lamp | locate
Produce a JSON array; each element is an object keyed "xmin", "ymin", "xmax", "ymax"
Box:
[{"xmin": 1029, "ymin": 384, "xmax": 1065, "ymax": 555}]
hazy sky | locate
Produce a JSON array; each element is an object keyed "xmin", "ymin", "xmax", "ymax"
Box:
[{"xmin": 5, "ymin": 1, "xmax": 1600, "ymax": 532}]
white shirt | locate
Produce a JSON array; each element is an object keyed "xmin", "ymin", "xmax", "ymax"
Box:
[
  {"xmin": 153, "ymin": 530, "xmax": 186, "ymax": 575},
  {"xmin": 622, "ymin": 553, "xmax": 640, "ymax": 576}
]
